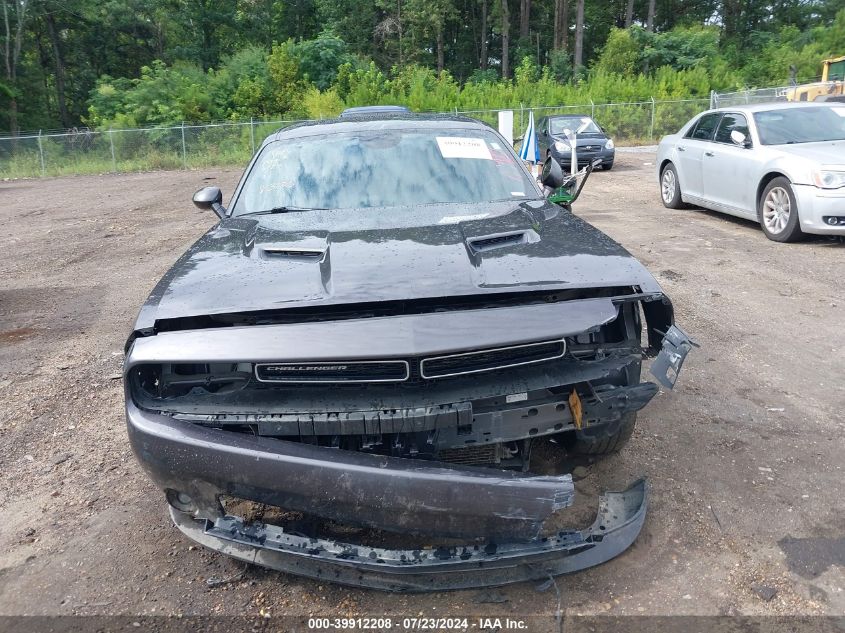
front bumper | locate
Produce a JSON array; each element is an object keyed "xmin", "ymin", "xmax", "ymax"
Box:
[
  {"xmin": 551, "ymin": 146, "xmax": 615, "ymax": 168},
  {"xmin": 127, "ymin": 397, "xmax": 650, "ymax": 590},
  {"xmin": 793, "ymin": 184, "xmax": 845, "ymax": 235},
  {"xmin": 127, "ymin": 399, "xmax": 578, "ymax": 542},
  {"xmin": 169, "ymin": 480, "xmax": 646, "ymax": 592}
]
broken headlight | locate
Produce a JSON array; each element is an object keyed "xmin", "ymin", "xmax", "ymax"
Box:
[{"xmin": 132, "ymin": 363, "xmax": 253, "ymax": 399}]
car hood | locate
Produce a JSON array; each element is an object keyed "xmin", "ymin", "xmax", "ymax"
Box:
[
  {"xmin": 134, "ymin": 200, "xmax": 661, "ymax": 330},
  {"xmin": 774, "ymin": 140, "xmax": 845, "ymax": 165}
]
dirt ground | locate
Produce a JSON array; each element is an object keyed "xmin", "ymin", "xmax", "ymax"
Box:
[{"xmin": 1, "ymin": 152, "xmax": 843, "ymax": 628}]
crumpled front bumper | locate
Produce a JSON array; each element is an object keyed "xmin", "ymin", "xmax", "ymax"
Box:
[
  {"xmin": 169, "ymin": 480, "xmax": 647, "ymax": 592},
  {"xmin": 127, "ymin": 400, "xmax": 577, "ymax": 542},
  {"xmin": 128, "ymin": 398, "xmax": 648, "ymax": 590}
]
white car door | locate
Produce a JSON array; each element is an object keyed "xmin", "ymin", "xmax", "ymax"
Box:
[
  {"xmin": 701, "ymin": 112, "xmax": 757, "ymax": 218},
  {"xmin": 675, "ymin": 112, "xmax": 722, "ymax": 199}
]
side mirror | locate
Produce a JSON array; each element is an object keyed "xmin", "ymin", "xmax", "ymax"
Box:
[
  {"xmin": 193, "ymin": 186, "xmax": 226, "ymax": 218},
  {"xmin": 540, "ymin": 156, "xmax": 565, "ymax": 190},
  {"xmin": 730, "ymin": 130, "xmax": 751, "ymax": 148}
]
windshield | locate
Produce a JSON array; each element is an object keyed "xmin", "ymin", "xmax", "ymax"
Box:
[
  {"xmin": 549, "ymin": 117, "xmax": 601, "ymax": 135},
  {"xmin": 753, "ymin": 106, "xmax": 845, "ymax": 145},
  {"xmin": 231, "ymin": 127, "xmax": 536, "ymax": 214}
]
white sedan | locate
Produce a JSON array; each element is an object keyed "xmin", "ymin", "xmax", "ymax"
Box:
[{"xmin": 656, "ymin": 102, "xmax": 845, "ymax": 242}]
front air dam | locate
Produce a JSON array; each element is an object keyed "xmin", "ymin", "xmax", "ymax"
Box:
[{"xmin": 169, "ymin": 479, "xmax": 647, "ymax": 592}]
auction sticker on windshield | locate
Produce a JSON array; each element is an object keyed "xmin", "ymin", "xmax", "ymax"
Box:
[{"xmin": 437, "ymin": 136, "xmax": 492, "ymax": 160}]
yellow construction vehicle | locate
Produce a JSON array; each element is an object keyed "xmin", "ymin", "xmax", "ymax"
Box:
[{"xmin": 786, "ymin": 55, "xmax": 845, "ymax": 102}]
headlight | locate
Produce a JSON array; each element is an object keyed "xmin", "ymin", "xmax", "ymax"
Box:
[
  {"xmin": 131, "ymin": 362, "xmax": 253, "ymax": 399},
  {"xmin": 605, "ymin": 139, "xmax": 615, "ymax": 150},
  {"xmin": 812, "ymin": 170, "xmax": 845, "ymax": 189},
  {"xmin": 553, "ymin": 141, "xmax": 571, "ymax": 152}
]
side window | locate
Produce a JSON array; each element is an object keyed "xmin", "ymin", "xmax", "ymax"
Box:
[
  {"xmin": 827, "ymin": 59, "xmax": 845, "ymax": 81},
  {"xmin": 714, "ymin": 113, "xmax": 750, "ymax": 144},
  {"xmin": 686, "ymin": 113, "xmax": 722, "ymax": 141}
]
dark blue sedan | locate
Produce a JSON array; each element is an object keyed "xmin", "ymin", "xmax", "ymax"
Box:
[{"xmin": 537, "ymin": 114, "xmax": 616, "ymax": 171}]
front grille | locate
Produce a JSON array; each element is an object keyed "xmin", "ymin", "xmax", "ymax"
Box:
[
  {"xmin": 420, "ymin": 339, "xmax": 566, "ymax": 379},
  {"xmin": 254, "ymin": 339, "xmax": 566, "ymax": 385},
  {"xmin": 255, "ymin": 360, "xmax": 409, "ymax": 383}
]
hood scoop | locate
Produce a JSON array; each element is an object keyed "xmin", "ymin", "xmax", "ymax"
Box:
[
  {"xmin": 468, "ymin": 230, "xmax": 539, "ymax": 253},
  {"xmin": 254, "ymin": 230, "xmax": 330, "ymax": 262},
  {"xmin": 261, "ymin": 245, "xmax": 327, "ymax": 261},
  {"xmin": 256, "ymin": 229, "xmax": 330, "ymax": 261},
  {"xmin": 254, "ymin": 241, "xmax": 332, "ymax": 296}
]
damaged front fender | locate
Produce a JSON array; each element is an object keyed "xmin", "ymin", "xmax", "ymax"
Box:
[{"xmin": 649, "ymin": 325, "xmax": 697, "ymax": 390}]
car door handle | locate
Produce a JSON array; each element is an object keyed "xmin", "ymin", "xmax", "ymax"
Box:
[{"xmin": 704, "ymin": 151, "xmax": 714, "ymax": 157}]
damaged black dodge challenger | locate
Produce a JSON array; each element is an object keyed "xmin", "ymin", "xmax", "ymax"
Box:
[{"xmin": 124, "ymin": 113, "xmax": 694, "ymax": 591}]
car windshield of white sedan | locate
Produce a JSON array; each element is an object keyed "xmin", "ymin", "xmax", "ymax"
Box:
[
  {"xmin": 549, "ymin": 117, "xmax": 601, "ymax": 135},
  {"xmin": 754, "ymin": 107, "xmax": 845, "ymax": 145},
  {"xmin": 231, "ymin": 129, "xmax": 536, "ymax": 214}
]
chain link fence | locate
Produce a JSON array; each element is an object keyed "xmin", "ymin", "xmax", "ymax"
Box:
[
  {"xmin": 0, "ymin": 119, "xmax": 301, "ymax": 179},
  {"xmin": 710, "ymin": 87, "xmax": 791, "ymax": 109},
  {"xmin": 1, "ymin": 98, "xmax": 710, "ymax": 179},
  {"xmin": 455, "ymin": 98, "xmax": 709, "ymax": 146}
]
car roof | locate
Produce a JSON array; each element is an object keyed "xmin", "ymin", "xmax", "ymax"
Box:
[
  {"xmin": 268, "ymin": 113, "xmax": 491, "ymax": 143},
  {"xmin": 546, "ymin": 114, "xmax": 592, "ymax": 119},
  {"xmin": 707, "ymin": 101, "xmax": 842, "ymax": 114},
  {"xmin": 340, "ymin": 105, "xmax": 411, "ymax": 117}
]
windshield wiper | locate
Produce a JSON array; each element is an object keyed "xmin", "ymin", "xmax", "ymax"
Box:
[{"xmin": 243, "ymin": 205, "xmax": 326, "ymax": 216}]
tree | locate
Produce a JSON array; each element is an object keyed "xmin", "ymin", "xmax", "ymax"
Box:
[
  {"xmin": 553, "ymin": 0, "xmax": 569, "ymax": 50},
  {"xmin": 162, "ymin": 0, "xmax": 238, "ymax": 70},
  {"xmin": 267, "ymin": 40, "xmax": 307, "ymax": 116},
  {"xmin": 405, "ymin": 0, "xmax": 456, "ymax": 73},
  {"xmin": 2, "ymin": 0, "xmax": 29, "ymax": 134},
  {"xmin": 295, "ymin": 35, "xmax": 356, "ymax": 90},
  {"xmin": 637, "ymin": 25, "xmax": 720, "ymax": 70},
  {"xmin": 646, "ymin": 0, "xmax": 655, "ymax": 31},
  {"xmin": 624, "ymin": 0, "xmax": 634, "ymax": 28},
  {"xmin": 43, "ymin": 9, "xmax": 70, "ymax": 128},
  {"xmin": 479, "ymin": 0, "xmax": 489, "ymax": 69},
  {"xmin": 573, "ymin": 0, "xmax": 584, "ymax": 70},
  {"xmin": 317, "ymin": 0, "xmax": 381, "ymax": 62},
  {"xmin": 519, "ymin": 0, "xmax": 530, "ymax": 40},
  {"xmin": 594, "ymin": 28, "xmax": 639, "ymax": 75},
  {"xmin": 500, "ymin": 0, "xmax": 510, "ymax": 77}
]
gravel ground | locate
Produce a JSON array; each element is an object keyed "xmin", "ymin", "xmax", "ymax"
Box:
[{"xmin": 1, "ymin": 152, "xmax": 843, "ymax": 628}]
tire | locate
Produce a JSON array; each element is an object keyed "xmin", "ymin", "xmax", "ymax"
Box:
[
  {"xmin": 570, "ymin": 413, "xmax": 638, "ymax": 456},
  {"xmin": 759, "ymin": 177, "xmax": 805, "ymax": 242},
  {"xmin": 603, "ymin": 161, "xmax": 614, "ymax": 171},
  {"xmin": 660, "ymin": 163, "xmax": 685, "ymax": 209}
]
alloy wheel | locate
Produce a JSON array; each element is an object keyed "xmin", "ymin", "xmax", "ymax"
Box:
[
  {"xmin": 763, "ymin": 187, "xmax": 791, "ymax": 234},
  {"xmin": 661, "ymin": 169, "xmax": 676, "ymax": 204}
]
